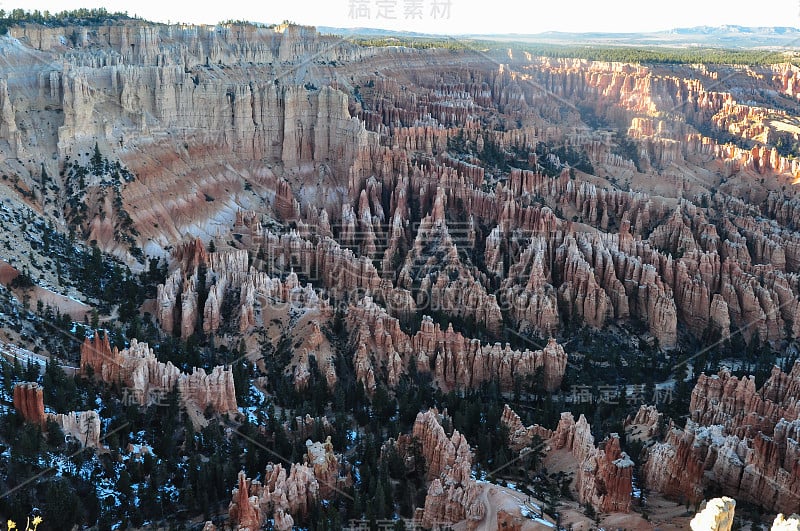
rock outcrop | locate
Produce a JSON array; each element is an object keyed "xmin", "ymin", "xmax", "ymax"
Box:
[
  {"xmin": 690, "ymin": 498, "xmax": 800, "ymax": 531},
  {"xmin": 690, "ymin": 497, "xmax": 736, "ymax": 531},
  {"xmin": 772, "ymin": 514, "xmax": 800, "ymax": 531},
  {"xmin": 551, "ymin": 412, "xmax": 633, "ymax": 513},
  {"xmin": 50, "ymin": 410, "xmax": 102, "ymax": 448},
  {"xmin": 155, "ymin": 240, "xmax": 339, "ymax": 391},
  {"xmin": 227, "ymin": 437, "xmax": 350, "ymax": 530},
  {"xmin": 641, "ymin": 423, "xmax": 706, "ymax": 505},
  {"xmin": 412, "ymin": 409, "xmax": 486, "ymax": 530},
  {"xmin": 305, "ymin": 437, "xmax": 345, "ymax": 499},
  {"xmin": 643, "ymin": 362, "xmax": 800, "ymax": 514},
  {"xmin": 347, "ymin": 297, "xmax": 567, "ymax": 393},
  {"xmin": 624, "ymin": 404, "xmax": 663, "ymax": 440},
  {"xmin": 156, "ymin": 241, "xmax": 326, "ymax": 339},
  {"xmin": 80, "ymin": 331, "xmax": 237, "ymax": 424},
  {"xmin": 13, "ymin": 382, "xmax": 102, "ymax": 447},
  {"xmin": 13, "ymin": 382, "xmax": 45, "ymax": 425},
  {"xmin": 412, "ymin": 409, "xmax": 472, "ymax": 483},
  {"xmin": 500, "ymin": 404, "xmax": 554, "ymax": 453}
]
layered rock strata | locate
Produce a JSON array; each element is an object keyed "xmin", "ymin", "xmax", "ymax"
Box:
[
  {"xmin": 412, "ymin": 409, "xmax": 486, "ymax": 530},
  {"xmin": 13, "ymin": 382, "xmax": 46, "ymax": 425}
]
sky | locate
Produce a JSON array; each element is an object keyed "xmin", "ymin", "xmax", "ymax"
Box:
[{"xmin": 9, "ymin": 0, "xmax": 800, "ymax": 35}]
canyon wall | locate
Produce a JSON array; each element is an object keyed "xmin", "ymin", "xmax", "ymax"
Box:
[
  {"xmin": 3, "ymin": 22, "xmax": 800, "ymax": 352},
  {"xmin": 642, "ymin": 362, "xmax": 800, "ymax": 514}
]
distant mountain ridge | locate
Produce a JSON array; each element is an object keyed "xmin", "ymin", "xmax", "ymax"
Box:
[
  {"xmin": 319, "ymin": 24, "xmax": 800, "ymax": 49},
  {"xmin": 670, "ymin": 25, "xmax": 800, "ymax": 34}
]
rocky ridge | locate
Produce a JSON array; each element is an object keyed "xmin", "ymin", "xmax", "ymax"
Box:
[
  {"xmin": 550, "ymin": 411, "xmax": 633, "ymax": 513},
  {"xmin": 346, "ymin": 296, "xmax": 567, "ymax": 392},
  {"xmin": 227, "ymin": 436, "xmax": 350, "ymax": 531},
  {"xmin": 80, "ymin": 331, "xmax": 237, "ymax": 426},
  {"xmin": 411, "ymin": 409, "xmax": 486, "ymax": 529},
  {"xmin": 13, "ymin": 381, "xmax": 102, "ymax": 447},
  {"xmin": 642, "ymin": 362, "xmax": 800, "ymax": 513}
]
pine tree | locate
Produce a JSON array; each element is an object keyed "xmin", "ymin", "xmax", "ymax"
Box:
[{"xmin": 91, "ymin": 142, "xmax": 103, "ymax": 175}]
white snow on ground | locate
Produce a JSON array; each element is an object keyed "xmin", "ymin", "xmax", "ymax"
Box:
[
  {"xmin": 526, "ymin": 500, "xmax": 542, "ymax": 512},
  {"xmin": 96, "ymin": 478, "xmax": 121, "ymax": 507},
  {"xmin": 126, "ymin": 443, "xmax": 153, "ymax": 455},
  {"xmin": 0, "ymin": 341, "xmax": 46, "ymax": 368},
  {"xmin": 470, "ymin": 469, "xmax": 488, "ymax": 481},
  {"xmin": 240, "ymin": 405, "xmax": 259, "ymax": 424},
  {"xmin": 519, "ymin": 505, "xmax": 556, "ymax": 528},
  {"xmin": 162, "ymin": 482, "xmax": 180, "ymax": 502}
]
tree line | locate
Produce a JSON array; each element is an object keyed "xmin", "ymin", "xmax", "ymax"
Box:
[
  {"xmin": 355, "ymin": 37, "xmax": 798, "ymax": 66},
  {"xmin": 0, "ymin": 8, "xmax": 133, "ymax": 34}
]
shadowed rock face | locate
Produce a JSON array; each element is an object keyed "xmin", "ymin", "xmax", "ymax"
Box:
[
  {"xmin": 500, "ymin": 403, "xmax": 556, "ymax": 453},
  {"xmin": 642, "ymin": 362, "xmax": 800, "ymax": 514},
  {"xmin": 227, "ymin": 436, "xmax": 350, "ymax": 531},
  {"xmin": 346, "ymin": 296, "xmax": 567, "ymax": 393},
  {"xmin": 410, "ymin": 409, "xmax": 486, "ymax": 529},
  {"xmin": 551, "ymin": 411, "xmax": 633, "ymax": 513},
  {"xmin": 503, "ymin": 404, "xmax": 640, "ymax": 514}
]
